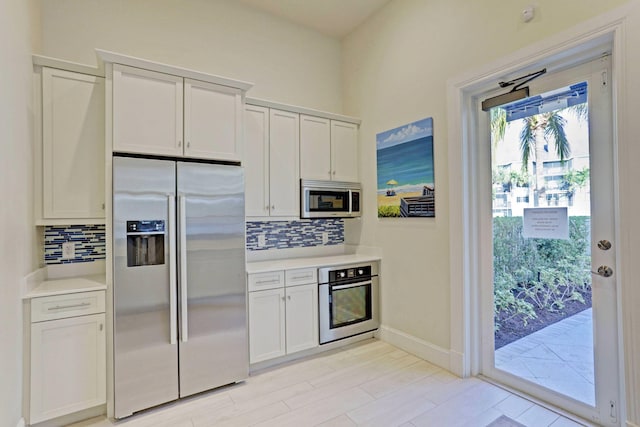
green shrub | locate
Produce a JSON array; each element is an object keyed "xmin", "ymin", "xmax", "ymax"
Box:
[
  {"xmin": 493, "ymin": 216, "xmax": 591, "ymax": 328},
  {"xmin": 378, "ymin": 205, "xmax": 400, "ymax": 217}
]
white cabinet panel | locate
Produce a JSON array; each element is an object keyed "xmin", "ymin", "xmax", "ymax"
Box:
[
  {"xmin": 184, "ymin": 79, "xmax": 243, "ymax": 161},
  {"xmin": 300, "ymin": 115, "xmax": 331, "ymax": 181},
  {"xmin": 244, "ymin": 105, "xmax": 270, "ymax": 217},
  {"xmin": 30, "ymin": 313, "xmax": 106, "ymax": 424},
  {"xmin": 331, "ymin": 120, "xmax": 359, "ymax": 182},
  {"xmin": 113, "ymin": 64, "xmax": 183, "ymax": 157},
  {"xmin": 285, "ymin": 284, "xmax": 318, "ymax": 354},
  {"xmin": 41, "ymin": 67, "xmax": 105, "ymax": 220},
  {"xmin": 299, "ymin": 115, "xmax": 359, "ymax": 183},
  {"xmin": 248, "ymin": 271, "xmax": 285, "ymax": 292},
  {"xmin": 248, "ymin": 288, "xmax": 286, "ymax": 363},
  {"xmin": 268, "ymin": 109, "xmax": 299, "ymax": 217}
]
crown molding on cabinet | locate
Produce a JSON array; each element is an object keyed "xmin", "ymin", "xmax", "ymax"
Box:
[
  {"xmin": 246, "ymin": 97, "xmax": 361, "ymax": 125},
  {"xmin": 95, "ymin": 49, "xmax": 253, "ymax": 91},
  {"xmin": 32, "ymin": 54, "xmax": 104, "ymax": 77}
]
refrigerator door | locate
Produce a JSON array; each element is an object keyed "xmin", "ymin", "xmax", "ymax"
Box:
[
  {"xmin": 176, "ymin": 162, "xmax": 248, "ymax": 397},
  {"xmin": 113, "ymin": 157, "xmax": 178, "ymax": 418}
]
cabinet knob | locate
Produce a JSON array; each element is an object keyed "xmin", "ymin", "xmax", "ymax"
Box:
[
  {"xmin": 271, "ymin": 205, "xmax": 275, "ymax": 210},
  {"xmin": 287, "ymin": 295, "xmax": 291, "ymax": 300},
  {"xmin": 281, "ymin": 296, "xmax": 286, "ymax": 301},
  {"xmin": 332, "ymin": 171, "xmax": 336, "ymax": 175}
]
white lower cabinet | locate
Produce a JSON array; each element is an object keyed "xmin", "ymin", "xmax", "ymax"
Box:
[
  {"xmin": 248, "ymin": 268, "xmax": 318, "ymax": 364},
  {"xmin": 284, "ymin": 284, "xmax": 318, "ymax": 354},
  {"xmin": 29, "ymin": 291, "xmax": 106, "ymax": 424}
]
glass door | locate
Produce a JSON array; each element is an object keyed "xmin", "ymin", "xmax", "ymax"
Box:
[{"xmin": 482, "ymin": 57, "xmax": 620, "ymax": 424}]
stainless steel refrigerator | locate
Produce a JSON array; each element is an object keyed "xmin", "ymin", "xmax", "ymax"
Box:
[{"xmin": 112, "ymin": 156, "xmax": 247, "ymax": 418}]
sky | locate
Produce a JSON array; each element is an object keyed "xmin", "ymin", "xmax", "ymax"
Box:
[{"xmin": 376, "ymin": 117, "xmax": 433, "ymax": 151}]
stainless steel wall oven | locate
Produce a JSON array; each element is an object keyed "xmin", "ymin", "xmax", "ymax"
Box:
[{"xmin": 318, "ymin": 262, "xmax": 379, "ymax": 344}]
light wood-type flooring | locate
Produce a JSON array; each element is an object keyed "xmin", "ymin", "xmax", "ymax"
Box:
[{"xmin": 70, "ymin": 339, "xmax": 587, "ymax": 427}]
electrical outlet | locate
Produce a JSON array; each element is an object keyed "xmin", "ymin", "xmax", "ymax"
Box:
[
  {"xmin": 257, "ymin": 234, "xmax": 266, "ymax": 248},
  {"xmin": 62, "ymin": 241, "xmax": 75, "ymax": 259},
  {"xmin": 322, "ymin": 232, "xmax": 329, "ymax": 245}
]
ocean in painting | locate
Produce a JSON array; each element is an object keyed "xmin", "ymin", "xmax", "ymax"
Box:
[{"xmin": 376, "ymin": 135, "xmax": 434, "ymax": 193}]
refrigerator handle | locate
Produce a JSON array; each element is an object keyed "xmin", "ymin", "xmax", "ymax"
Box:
[
  {"xmin": 168, "ymin": 195, "xmax": 177, "ymax": 345},
  {"xmin": 178, "ymin": 194, "xmax": 189, "ymax": 342}
]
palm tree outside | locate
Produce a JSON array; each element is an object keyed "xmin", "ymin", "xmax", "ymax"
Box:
[{"xmin": 491, "ymin": 103, "xmax": 586, "ymax": 207}]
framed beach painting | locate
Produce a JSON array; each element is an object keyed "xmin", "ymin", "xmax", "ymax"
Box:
[{"xmin": 376, "ymin": 117, "xmax": 435, "ymax": 217}]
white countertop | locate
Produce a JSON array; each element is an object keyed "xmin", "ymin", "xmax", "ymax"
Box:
[
  {"xmin": 23, "ymin": 274, "xmax": 106, "ymax": 299},
  {"xmin": 247, "ymin": 254, "xmax": 381, "ymax": 274}
]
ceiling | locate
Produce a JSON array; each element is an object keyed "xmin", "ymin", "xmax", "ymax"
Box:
[{"xmin": 237, "ymin": 0, "xmax": 392, "ymax": 39}]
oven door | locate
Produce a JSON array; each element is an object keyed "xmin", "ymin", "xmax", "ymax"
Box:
[{"xmin": 319, "ymin": 277, "xmax": 379, "ymax": 344}]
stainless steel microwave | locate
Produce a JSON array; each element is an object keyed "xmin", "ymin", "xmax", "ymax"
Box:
[{"xmin": 301, "ymin": 179, "xmax": 361, "ymax": 219}]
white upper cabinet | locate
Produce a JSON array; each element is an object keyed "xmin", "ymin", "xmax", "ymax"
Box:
[
  {"xmin": 112, "ymin": 64, "xmax": 244, "ymax": 161},
  {"xmin": 184, "ymin": 79, "xmax": 243, "ymax": 161},
  {"xmin": 300, "ymin": 115, "xmax": 331, "ymax": 181},
  {"xmin": 38, "ymin": 66, "xmax": 105, "ymax": 223},
  {"xmin": 113, "ymin": 65, "xmax": 183, "ymax": 157},
  {"xmin": 244, "ymin": 105, "xmax": 299, "ymax": 219},
  {"xmin": 244, "ymin": 105, "xmax": 270, "ymax": 217},
  {"xmin": 331, "ymin": 120, "xmax": 359, "ymax": 182},
  {"xmin": 300, "ymin": 115, "xmax": 359, "ymax": 182},
  {"xmin": 269, "ymin": 109, "xmax": 300, "ymax": 217}
]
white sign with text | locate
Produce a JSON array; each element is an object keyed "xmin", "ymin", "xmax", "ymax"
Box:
[{"xmin": 522, "ymin": 207, "xmax": 569, "ymax": 240}]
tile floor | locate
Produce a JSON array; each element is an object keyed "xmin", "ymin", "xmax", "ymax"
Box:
[
  {"xmin": 495, "ymin": 309, "xmax": 594, "ymax": 406},
  {"xmin": 70, "ymin": 340, "xmax": 588, "ymax": 427}
]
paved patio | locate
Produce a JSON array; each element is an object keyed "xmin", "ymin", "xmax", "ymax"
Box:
[{"xmin": 495, "ymin": 308, "xmax": 595, "ymax": 406}]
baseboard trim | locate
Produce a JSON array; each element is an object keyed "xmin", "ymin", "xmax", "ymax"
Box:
[
  {"xmin": 627, "ymin": 421, "xmax": 640, "ymax": 427},
  {"xmin": 378, "ymin": 325, "xmax": 450, "ymax": 371},
  {"xmin": 16, "ymin": 418, "xmax": 25, "ymax": 427}
]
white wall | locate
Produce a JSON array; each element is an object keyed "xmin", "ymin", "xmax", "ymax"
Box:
[
  {"xmin": 0, "ymin": 0, "xmax": 39, "ymax": 426},
  {"xmin": 37, "ymin": 0, "xmax": 343, "ymax": 113},
  {"xmin": 343, "ymin": 0, "xmax": 639, "ymax": 423}
]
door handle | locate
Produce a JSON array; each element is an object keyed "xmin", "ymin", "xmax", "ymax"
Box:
[
  {"xmin": 168, "ymin": 195, "xmax": 177, "ymax": 345},
  {"xmin": 178, "ymin": 195, "xmax": 189, "ymax": 342},
  {"xmin": 591, "ymin": 265, "xmax": 613, "ymax": 278}
]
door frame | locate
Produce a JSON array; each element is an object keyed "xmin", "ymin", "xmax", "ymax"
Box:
[{"xmin": 445, "ymin": 7, "xmax": 628, "ymax": 422}]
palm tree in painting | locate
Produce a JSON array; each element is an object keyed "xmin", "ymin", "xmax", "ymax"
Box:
[{"xmin": 491, "ymin": 104, "xmax": 587, "ymax": 206}]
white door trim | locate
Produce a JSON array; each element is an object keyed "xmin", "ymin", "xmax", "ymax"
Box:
[{"xmin": 446, "ymin": 2, "xmax": 630, "ymax": 421}]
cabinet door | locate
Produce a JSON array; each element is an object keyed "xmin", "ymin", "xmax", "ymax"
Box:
[
  {"xmin": 30, "ymin": 313, "xmax": 106, "ymax": 424},
  {"xmin": 184, "ymin": 79, "xmax": 243, "ymax": 162},
  {"xmin": 300, "ymin": 115, "xmax": 331, "ymax": 181},
  {"xmin": 248, "ymin": 288, "xmax": 286, "ymax": 363},
  {"xmin": 269, "ymin": 109, "xmax": 300, "ymax": 217},
  {"xmin": 331, "ymin": 120, "xmax": 359, "ymax": 182},
  {"xmin": 42, "ymin": 68, "xmax": 105, "ymax": 219},
  {"xmin": 244, "ymin": 105, "xmax": 270, "ymax": 217},
  {"xmin": 113, "ymin": 64, "xmax": 183, "ymax": 156},
  {"xmin": 285, "ymin": 284, "xmax": 319, "ymax": 354}
]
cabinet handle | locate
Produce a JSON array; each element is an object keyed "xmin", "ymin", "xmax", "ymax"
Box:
[
  {"xmin": 99, "ymin": 323, "xmax": 104, "ymax": 331},
  {"xmin": 287, "ymin": 295, "xmax": 291, "ymax": 300},
  {"xmin": 271, "ymin": 205, "xmax": 275, "ymax": 210},
  {"xmin": 187, "ymin": 141, "xmax": 190, "ymax": 148},
  {"xmin": 256, "ymin": 279, "xmax": 280, "ymax": 285},
  {"xmin": 47, "ymin": 302, "xmax": 90, "ymax": 311},
  {"xmin": 101, "ymin": 203, "xmax": 105, "ymax": 210},
  {"xmin": 332, "ymin": 171, "xmax": 336, "ymax": 175},
  {"xmin": 178, "ymin": 140, "xmax": 182, "ymax": 147},
  {"xmin": 281, "ymin": 296, "xmax": 286, "ymax": 301},
  {"xmin": 291, "ymin": 274, "xmax": 313, "ymax": 280}
]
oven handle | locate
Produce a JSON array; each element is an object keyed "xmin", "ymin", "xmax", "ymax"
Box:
[{"xmin": 331, "ymin": 281, "xmax": 372, "ymax": 290}]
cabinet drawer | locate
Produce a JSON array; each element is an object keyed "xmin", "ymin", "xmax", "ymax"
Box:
[
  {"xmin": 31, "ymin": 291, "xmax": 106, "ymax": 323},
  {"xmin": 248, "ymin": 271, "xmax": 285, "ymax": 292},
  {"xmin": 285, "ymin": 268, "xmax": 317, "ymax": 287}
]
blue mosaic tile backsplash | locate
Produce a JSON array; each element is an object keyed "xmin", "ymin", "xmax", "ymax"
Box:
[
  {"xmin": 44, "ymin": 225, "xmax": 106, "ymax": 264},
  {"xmin": 246, "ymin": 219, "xmax": 344, "ymax": 251},
  {"xmin": 43, "ymin": 220, "xmax": 343, "ymax": 262}
]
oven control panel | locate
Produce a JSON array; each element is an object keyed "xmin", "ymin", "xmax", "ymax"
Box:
[{"xmin": 329, "ymin": 265, "xmax": 372, "ymax": 283}]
